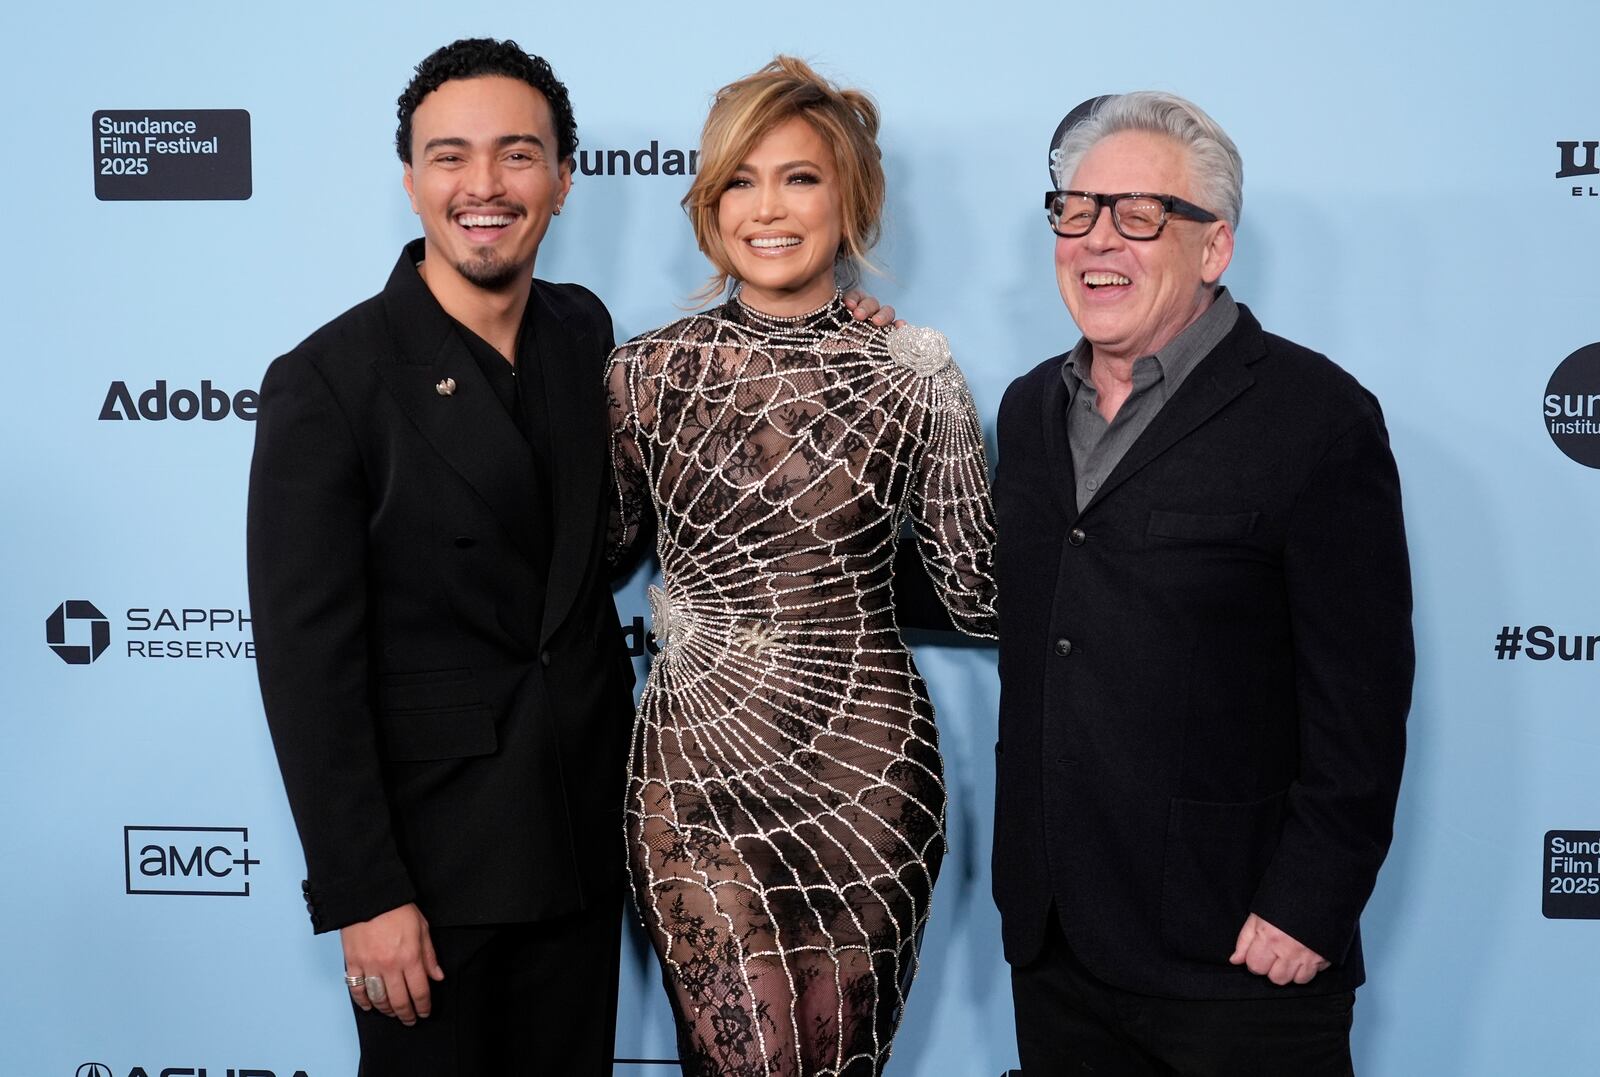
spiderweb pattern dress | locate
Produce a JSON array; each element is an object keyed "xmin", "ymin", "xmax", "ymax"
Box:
[{"xmin": 606, "ymin": 291, "xmax": 997, "ymax": 1076}]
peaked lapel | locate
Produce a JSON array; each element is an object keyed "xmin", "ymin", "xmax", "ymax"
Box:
[
  {"xmin": 372, "ymin": 242, "xmax": 543, "ymax": 567},
  {"xmin": 1079, "ymin": 308, "xmax": 1266, "ymax": 516},
  {"xmin": 528, "ymin": 281, "xmax": 605, "ymax": 647}
]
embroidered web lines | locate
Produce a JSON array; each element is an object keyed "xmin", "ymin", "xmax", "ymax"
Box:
[{"xmin": 607, "ymin": 293, "xmax": 996, "ymax": 1076}]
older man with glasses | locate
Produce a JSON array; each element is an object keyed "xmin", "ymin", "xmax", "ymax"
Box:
[{"xmin": 991, "ymin": 91, "xmax": 1414, "ymax": 1075}]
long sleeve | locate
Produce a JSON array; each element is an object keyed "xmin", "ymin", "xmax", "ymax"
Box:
[
  {"xmin": 605, "ymin": 343, "xmax": 653, "ymax": 570},
  {"xmin": 1248, "ymin": 402, "xmax": 1413, "ymax": 964},
  {"xmin": 247, "ymin": 350, "xmax": 415, "ymax": 932},
  {"xmin": 903, "ymin": 350, "xmax": 999, "ymax": 639}
]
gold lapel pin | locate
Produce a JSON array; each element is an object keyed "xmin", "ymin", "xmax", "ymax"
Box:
[{"xmin": 435, "ymin": 377, "xmax": 457, "ymax": 397}]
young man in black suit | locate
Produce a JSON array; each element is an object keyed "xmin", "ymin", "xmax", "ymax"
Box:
[{"xmin": 993, "ymin": 91, "xmax": 1413, "ymax": 1076}]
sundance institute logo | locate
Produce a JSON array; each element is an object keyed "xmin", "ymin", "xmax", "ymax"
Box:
[
  {"xmin": 46, "ymin": 600, "xmax": 110, "ymax": 665},
  {"xmin": 1544, "ymin": 343, "xmax": 1600, "ymax": 468}
]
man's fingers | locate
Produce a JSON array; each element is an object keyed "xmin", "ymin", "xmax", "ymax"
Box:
[
  {"xmin": 346, "ymin": 972, "xmax": 373, "ymax": 1012},
  {"xmin": 422, "ymin": 933, "xmax": 445, "ymax": 982},
  {"xmin": 867, "ymin": 303, "xmax": 897, "ymax": 327},
  {"xmin": 363, "ymin": 973, "xmax": 395, "ymax": 1018},
  {"xmin": 404, "ymin": 962, "xmax": 435, "ymax": 1019},
  {"xmin": 386, "ymin": 975, "xmax": 419, "ymax": 1026}
]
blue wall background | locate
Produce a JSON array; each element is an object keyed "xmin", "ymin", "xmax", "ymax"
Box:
[{"xmin": 4, "ymin": 1, "xmax": 1598, "ymax": 1074}]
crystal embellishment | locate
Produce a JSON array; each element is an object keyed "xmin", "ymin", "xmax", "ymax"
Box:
[{"xmin": 886, "ymin": 325, "xmax": 952, "ymax": 376}]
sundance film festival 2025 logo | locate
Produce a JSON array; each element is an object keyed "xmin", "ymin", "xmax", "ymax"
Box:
[
  {"xmin": 78, "ymin": 1062, "xmax": 308, "ymax": 1077},
  {"xmin": 125, "ymin": 826, "xmax": 257, "ymax": 896},
  {"xmin": 1557, "ymin": 139, "xmax": 1598, "ymax": 197},
  {"xmin": 93, "ymin": 109, "xmax": 251, "ymax": 200},
  {"xmin": 1544, "ymin": 343, "xmax": 1600, "ymax": 467},
  {"xmin": 1544, "ymin": 830, "xmax": 1600, "ymax": 919},
  {"xmin": 100, "ymin": 379, "xmax": 258, "ymax": 422},
  {"xmin": 44, "ymin": 600, "xmax": 254, "ymax": 664}
]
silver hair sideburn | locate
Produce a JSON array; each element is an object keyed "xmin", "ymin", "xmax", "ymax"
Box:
[{"xmin": 1052, "ymin": 91, "xmax": 1244, "ymax": 229}]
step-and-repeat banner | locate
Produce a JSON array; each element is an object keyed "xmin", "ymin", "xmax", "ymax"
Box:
[{"xmin": 3, "ymin": 1, "xmax": 1597, "ymax": 1074}]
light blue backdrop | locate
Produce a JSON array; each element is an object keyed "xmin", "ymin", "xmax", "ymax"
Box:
[{"xmin": 3, "ymin": 1, "xmax": 1597, "ymax": 1074}]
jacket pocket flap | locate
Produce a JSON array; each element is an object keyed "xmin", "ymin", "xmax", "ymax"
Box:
[
  {"xmin": 376, "ymin": 704, "xmax": 497, "ymax": 762},
  {"xmin": 1147, "ymin": 509, "xmax": 1259, "ymax": 542},
  {"xmin": 377, "ymin": 668, "xmax": 478, "ymax": 713}
]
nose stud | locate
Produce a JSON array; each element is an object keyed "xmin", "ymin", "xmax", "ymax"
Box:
[{"xmin": 435, "ymin": 377, "xmax": 457, "ymax": 397}]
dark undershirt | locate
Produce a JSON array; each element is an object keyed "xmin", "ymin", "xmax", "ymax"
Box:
[{"xmin": 455, "ymin": 305, "xmax": 556, "ymax": 583}]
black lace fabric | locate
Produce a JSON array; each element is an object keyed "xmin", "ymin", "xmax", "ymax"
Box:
[{"xmin": 607, "ymin": 292, "xmax": 997, "ymax": 1076}]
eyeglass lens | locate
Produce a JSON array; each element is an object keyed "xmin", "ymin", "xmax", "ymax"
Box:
[{"xmin": 1049, "ymin": 193, "xmax": 1166, "ymax": 239}]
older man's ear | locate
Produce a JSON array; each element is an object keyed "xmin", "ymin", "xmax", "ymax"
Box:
[{"xmin": 1201, "ymin": 219, "xmax": 1235, "ymax": 286}]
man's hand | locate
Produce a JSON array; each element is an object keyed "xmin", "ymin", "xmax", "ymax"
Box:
[
  {"xmin": 842, "ymin": 290, "xmax": 902, "ymax": 327},
  {"xmin": 1229, "ymin": 913, "xmax": 1330, "ymax": 986},
  {"xmin": 342, "ymin": 903, "xmax": 445, "ymax": 1025}
]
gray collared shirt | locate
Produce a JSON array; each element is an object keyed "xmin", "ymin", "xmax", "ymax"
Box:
[{"xmin": 1062, "ymin": 287, "xmax": 1239, "ymax": 512}]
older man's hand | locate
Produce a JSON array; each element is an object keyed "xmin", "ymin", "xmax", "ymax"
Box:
[
  {"xmin": 1229, "ymin": 913, "xmax": 1330, "ymax": 986},
  {"xmin": 842, "ymin": 290, "xmax": 902, "ymax": 327}
]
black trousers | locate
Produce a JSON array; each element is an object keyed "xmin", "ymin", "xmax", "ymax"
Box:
[
  {"xmin": 1011, "ymin": 912, "xmax": 1355, "ymax": 1077},
  {"xmin": 352, "ymin": 901, "xmax": 621, "ymax": 1077}
]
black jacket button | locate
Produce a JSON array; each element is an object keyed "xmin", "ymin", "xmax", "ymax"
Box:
[
  {"xmin": 540, "ymin": 650, "xmax": 551, "ymax": 667},
  {"xmin": 1068, "ymin": 528, "xmax": 1086, "ymax": 546},
  {"xmin": 1054, "ymin": 638, "xmax": 1074, "ymax": 656}
]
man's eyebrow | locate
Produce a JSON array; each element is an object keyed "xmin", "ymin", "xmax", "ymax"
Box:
[{"xmin": 420, "ymin": 134, "xmax": 547, "ymax": 154}]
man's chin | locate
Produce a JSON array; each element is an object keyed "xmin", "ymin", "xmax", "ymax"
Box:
[{"xmin": 455, "ymin": 252, "xmax": 525, "ymax": 292}]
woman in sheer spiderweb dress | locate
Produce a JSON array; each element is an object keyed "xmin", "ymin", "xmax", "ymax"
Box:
[{"xmin": 606, "ymin": 57, "xmax": 997, "ymax": 1076}]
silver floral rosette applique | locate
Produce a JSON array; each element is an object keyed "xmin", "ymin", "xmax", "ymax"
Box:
[{"xmin": 886, "ymin": 324, "xmax": 953, "ymax": 376}]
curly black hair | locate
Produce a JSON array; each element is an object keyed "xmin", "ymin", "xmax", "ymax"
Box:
[{"xmin": 395, "ymin": 38, "xmax": 578, "ymax": 164}]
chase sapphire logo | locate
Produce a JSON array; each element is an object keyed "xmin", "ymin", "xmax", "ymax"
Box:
[{"xmin": 46, "ymin": 600, "xmax": 111, "ymax": 665}]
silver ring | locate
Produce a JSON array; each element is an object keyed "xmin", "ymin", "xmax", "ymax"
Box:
[
  {"xmin": 363, "ymin": 975, "xmax": 388, "ymax": 1003},
  {"xmin": 344, "ymin": 974, "xmax": 364, "ymax": 988}
]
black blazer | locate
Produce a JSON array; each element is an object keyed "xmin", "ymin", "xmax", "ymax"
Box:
[
  {"xmin": 247, "ymin": 242, "xmax": 635, "ymax": 933},
  {"xmin": 992, "ymin": 305, "xmax": 1413, "ymax": 1000}
]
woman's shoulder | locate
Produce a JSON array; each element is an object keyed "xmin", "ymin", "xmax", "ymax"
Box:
[{"xmin": 613, "ymin": 308, "xmax": 734, "ymax": 369}]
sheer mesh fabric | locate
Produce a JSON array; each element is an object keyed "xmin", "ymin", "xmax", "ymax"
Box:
[{"xmin": 607, "ymin": 292, "xmax": 997, "ymax": 1076}]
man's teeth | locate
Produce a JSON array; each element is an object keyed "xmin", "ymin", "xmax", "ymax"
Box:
[
  {"xmin": 748, "ymin": 236, "xmax": 801, "ymax": 249},
  {"xmin": 459, "ymin": 214, "xmax": 514, "ymax": 228},
  {"xmin": 1084, "ymin": 272, "xmax": 1132, "ymax": 287}
]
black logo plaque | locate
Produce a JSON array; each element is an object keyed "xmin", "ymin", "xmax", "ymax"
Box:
[{"xmin": 93, "ymin": 109, "xmax": 251, "ymax": 201}]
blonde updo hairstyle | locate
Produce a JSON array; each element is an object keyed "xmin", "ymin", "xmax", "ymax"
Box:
[{"xmin": 683, "ymin": 56, "xmax": 885, "ymax": 304}]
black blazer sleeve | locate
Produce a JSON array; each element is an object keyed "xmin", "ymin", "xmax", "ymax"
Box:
[
  {"xmin": 1249, "ymin": 400, "xmax": 1413, "ymax": 964},
  {"xmin": 247, "ymin": 347, "xmax": 416, "ymax": 932}
]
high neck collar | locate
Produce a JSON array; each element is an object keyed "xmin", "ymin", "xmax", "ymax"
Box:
[{"xmin": 726, "ymin": 288, "xmax": 848, "ymax": 333}]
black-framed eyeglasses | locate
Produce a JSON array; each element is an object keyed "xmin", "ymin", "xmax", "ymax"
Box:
[{"xmin": 1045, "ymin": 190, "xmax": 1219, "ymax": 240}]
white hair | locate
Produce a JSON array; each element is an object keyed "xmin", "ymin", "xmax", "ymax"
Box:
[{"xmin": 1052, "ymin": 90, "xmax": 1243, "ymax": 229}]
